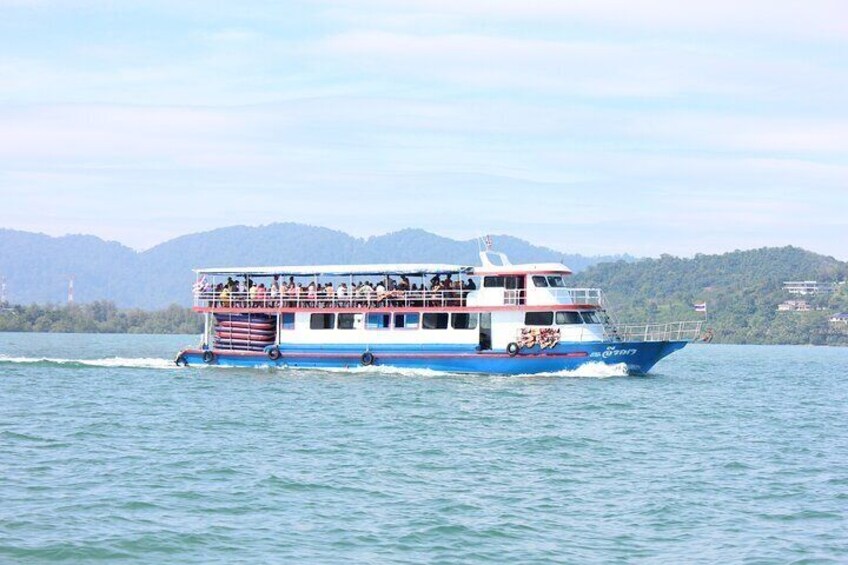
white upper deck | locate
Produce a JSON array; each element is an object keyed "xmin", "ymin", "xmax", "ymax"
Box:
[{"xmin": 471, "ymin": 250, "xmax": 572, "ymax": 276}]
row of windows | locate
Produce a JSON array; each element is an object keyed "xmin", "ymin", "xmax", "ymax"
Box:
[
  {"xmin": 524, "ymin": 311, "xmax": 602, "ymax": 326},
  {"xmin": 309, "ymin": 312, "xmax": 479, "ymax": 331},
  {"xmin": 483, "ymin": 275, "xmax": 567, "ymax": 288},
  {"xmin": 282, "ymin": 311, "xmax": 597, "ymax": 329}
]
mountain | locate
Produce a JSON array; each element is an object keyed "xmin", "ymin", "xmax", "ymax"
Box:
[
  {"xmin": 570, "ymin": 247, "xmax": 848, "ymax": 345},
  {"xmin": 0, "ymin": 224, "xmax": 628, "ymax": 308}
]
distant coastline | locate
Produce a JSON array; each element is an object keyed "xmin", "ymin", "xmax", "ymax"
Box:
[
  {"xmin": 1, "ymin": 300, "xmax": 846, "ymax": 346},
  {"xmin": 0, "ymin": 302, "xmax": 201, "ymax": 335}
]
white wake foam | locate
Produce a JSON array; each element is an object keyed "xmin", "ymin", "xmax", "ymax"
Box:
[
  {"xmin": 514, "ymin": 362, "xmax": 630, "ymax": 379},
  {"xmin": 0, "ymin": 355, "xmax": 175, "ymax": 369}
]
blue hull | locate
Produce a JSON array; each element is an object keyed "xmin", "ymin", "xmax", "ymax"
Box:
[{"xmin": 176, "ymin": 341, "xmax": 687, "ymax": 375}]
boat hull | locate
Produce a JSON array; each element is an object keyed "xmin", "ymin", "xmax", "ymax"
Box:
[{"xmin": 175, "ymin": 341, "xmax": 687, "ymax": 375}]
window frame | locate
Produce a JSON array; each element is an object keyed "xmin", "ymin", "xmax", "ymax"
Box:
[
  {"xmin": 337, "ymin": 313, "xmax": 357, "ymax": 330},
  {"xmin": 422, "ymin": 312, "xmax": 450, "ymax": 330},
  {"xmin": 451, "ymin": 312, "xmax": 479, "ymax": 330},
  {"xmin": 524, "ymin": 311, "xmax": 554, "ymax": 326},
  {"xmin": 365, "ymin": 312, "xmax": 392, "ymax": 330},
  {"xmin": 393, "ymin": 312, "xmax": 420, "ymax": 330},
  {"xmin": 555, "ymin": 311, "xmax": 584, "ymax": 325},
  {"xmin": 309, "ymin": 313, "xmax": 336, "ymax": 330},
  {"xmin": 280, "ymin": 313, "xmax": 296, "ymax": 330}
]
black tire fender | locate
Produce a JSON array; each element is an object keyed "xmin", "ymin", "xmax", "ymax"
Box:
[
  {"xmin": 361, "ymin": 351, "xmax": 374, "ymax": 366},
  {"xmin": 506, "ymin": 342, "xmax": 520, "ymax": 357},
  {"xmin": 268, "ymin": 347, "xmax": 281, "ymax": 361},
  {"xmin": 202, "ymin": 350, "xmax": 215, "ymax": 364}
]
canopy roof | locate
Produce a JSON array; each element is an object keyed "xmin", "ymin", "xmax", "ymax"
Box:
[{"xmin": 195, "ymin": 263, "xmax": 474, "ymax": 277}]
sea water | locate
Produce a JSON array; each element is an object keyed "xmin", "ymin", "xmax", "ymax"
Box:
[{"xmin": 0, "ymin": 333, "xmax": 846, "ymax": 563}]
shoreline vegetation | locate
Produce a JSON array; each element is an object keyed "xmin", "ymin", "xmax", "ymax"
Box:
[
  {"xmin": 0, "ymin": 298, "xmax": 846, "ymax": 346},
  {"xmin": 0, "ymin": 302, "xmax": 202, "ymax": 335}
]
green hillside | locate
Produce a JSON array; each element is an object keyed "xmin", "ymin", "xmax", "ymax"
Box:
[{"xmin": 571, "ymin": 246, "xmax": 848, "ymax": 345}]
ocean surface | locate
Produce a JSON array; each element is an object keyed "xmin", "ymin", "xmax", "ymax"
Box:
[{"xmin": 0, "ymin": 333, "xmax": 846, "ymax": 564}]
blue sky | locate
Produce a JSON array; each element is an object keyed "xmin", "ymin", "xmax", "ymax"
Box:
[{"xmin": 1, "ymin": 0, "xmax": 846, "ymax": 258}]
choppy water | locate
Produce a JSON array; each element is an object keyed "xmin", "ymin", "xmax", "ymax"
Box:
[{"xmin": 0, "ymin": 333, "xmax": 846, "ymax": 564}]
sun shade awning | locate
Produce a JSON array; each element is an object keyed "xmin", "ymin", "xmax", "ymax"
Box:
[{"xmin": 194, "ymin": 264, "xmax": 475, "ymax": 277}]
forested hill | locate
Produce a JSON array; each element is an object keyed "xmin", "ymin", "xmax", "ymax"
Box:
[
  {"xmin": 0, "ymin": 224, "xmax": 628, "ymax": 308},
  {"xmin": 571, "ymin": 247, "xmax": 848, "ymax": 345}
]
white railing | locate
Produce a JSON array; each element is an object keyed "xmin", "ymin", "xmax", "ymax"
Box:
[
  {"xmin": 193, "ymin": 289, "xmax": 472, "ymax": 309},
  {"xmin": 503, "ymin": 287, "xmax": 604, "ymax": 306},
  {"xmin": 196, "ymin": 286, "xmax": 609, "ymax": 309},
  {"xmin": 611, "ymin": 321, "xmax": 704, "ymax": 343}
]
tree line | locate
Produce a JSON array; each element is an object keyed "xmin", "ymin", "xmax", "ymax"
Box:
[{"xmin": 0, "ymin": 301, "xmax": 202, "ymax": 334}]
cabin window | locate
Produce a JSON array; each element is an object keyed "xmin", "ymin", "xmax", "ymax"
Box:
[
  {"xmin": 422, "ymin": 313, "xmax": 449, "ymax": 329},
  {"xmin": 280, "ymin": 313, "xmax": 295, "ymax": 330},
  {"xmin": 366, "ymin": 313, "xmax": 391, "ymax": 329},
  {"xmin": 532, "ymin": 276, "xmax": 548, "ymax": 287},
  {"xmin": 581, "ymin": 312, "xmax": 601, "ymax": 324},
  {"xmin": 556, "ymin": 311, "xmax": 583, "ymax": 325},
  {"xmin": 337, "ymin": 313, "xmax": 356, "ymax": 330},
  {"xmin": 394, "ymin": 313, "xmax": 420, "ymax": 329},
  {"xmin": 310, "ymin": 313, "xmax": 335, "ymax": 330},
  {"xmin": 451, "ymin": 313, "xmax": 478, "ymax": 330},
  {"xmin": 525, "ymin": 311, "xmax": 553, "ymax": 326},
  {"xmin": 483, "ymin": 276, "xmax": 505, "ymax": 288},
  {"xmin": 547, "ymin": 276, "xmax": 566, "ymax": 288}
]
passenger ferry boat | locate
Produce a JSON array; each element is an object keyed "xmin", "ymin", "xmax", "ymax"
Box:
[{"xmin": 175, "ymin": 246, "xmax": 702, "ymax": 374}]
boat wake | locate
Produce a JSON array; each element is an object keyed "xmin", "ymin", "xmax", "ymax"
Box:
[
  {"xmin": 0, "ymin": 355, "xmax": 176, "ymax": 370},
  {"xmin": 514, "ymin": 362, "xmax": 630, "ymax": 379},
  {"xmin": 0, "ymin": 356, "xmax": 630, "ymax": 378}
]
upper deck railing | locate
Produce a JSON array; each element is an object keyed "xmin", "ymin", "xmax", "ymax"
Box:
[
  {"xmin": 194, "ymin": 289, "xmax": 471, "ymax": 310},
  {"xmin": 611, "ymin": 321, "xmax": 704, "ymax": 343},
  {"xmin": 503, "ymin": 288, "xmax": 603, "ymax": 306},
  {"xmin": 192, "ymin": 286, "xmax": 607, "ymax": 310}
]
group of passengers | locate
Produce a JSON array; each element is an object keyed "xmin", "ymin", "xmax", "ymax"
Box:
[{"xmin": 208, "ymin": 274, "xmax": 477, "ymax": 308}]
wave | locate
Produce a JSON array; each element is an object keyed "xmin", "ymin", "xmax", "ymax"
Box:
[
  {"xmin": 0, "ymin": 356, "xmax": 629, "ymax": 378},
  {"xmin": 514, "ymin": 362, "xmax": 630, "ymax": 379},
  {"xmin": 0, "ymin": 355, "xmax": 176, "ymax": 370}
]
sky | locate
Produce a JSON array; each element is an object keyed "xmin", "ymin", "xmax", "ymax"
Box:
[{"xmin": 1, "ymin": 0, "xmax": 846, "ymax": 258}]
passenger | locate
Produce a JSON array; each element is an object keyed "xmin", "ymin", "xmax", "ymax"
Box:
[
  {"xmin": 249, "ymin": 283, "xmax": 258, "ymax": 307},
  {"xmin": 307, "ymin": 282, "xmax": 317, "ymax": 307},
  {"xmin": 270, "ymin": 281, "xmax": 280, "ymax": 306},
  {"xmin": 324, "ymin": 282, "xmax": 334, "ymax": 306},
  {"xmin": 219, "ymin": 286, "xmax": 231, "ymax": 307},
  {"xmin": 232, "ymin": 280, "xmax": 241, "ymax": 306},
  {"xmin": 256, "ymin": 283, "xmax": 267, "ymax": 307},
  {"xmin": 375, "ymin": 281, "xmax": 387, "ymax": 304},
  {"xmin": 359, "ymin": 281, "xmax": 374, "ymax": 306},
  {"xmin": 337, "ymin": 283, "xmax": 348, "ymax": 307}
]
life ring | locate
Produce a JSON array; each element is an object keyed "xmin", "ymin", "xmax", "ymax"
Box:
[
  {"xmin": 202, "ymin": 350, "xmax": 215, "ymax": 364},
  {"xmin": 174, "ymin": 354, "xmax": 188, "ymax": 367},
  {"xmin": 268, "ymin": 347, "xmax": 281, "ymax": 361},
  {"xmin": 360, "ymin": 351, "xmax": 374, "ymax": 366},
  {"xmin": 506, "ymin": 342, "xmax": 520, "ymax": 357}
]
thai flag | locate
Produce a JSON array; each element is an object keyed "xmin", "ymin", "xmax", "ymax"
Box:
[{"xmin": 694, "ymin": 302, "xmax": 707, "ymax": 313}]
